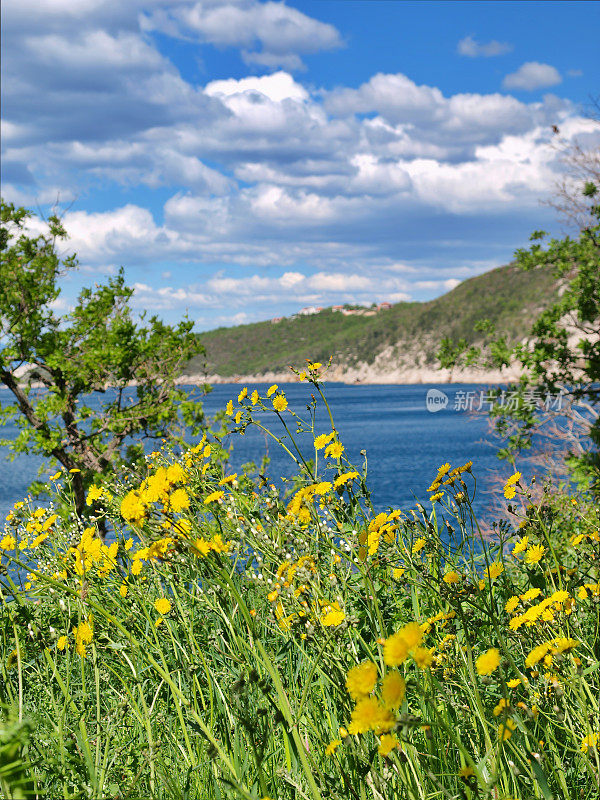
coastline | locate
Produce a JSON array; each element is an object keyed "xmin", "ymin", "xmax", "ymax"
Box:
[{"xmin": 188, "ymin": 363, "xmax": 524, "ymax": 386}]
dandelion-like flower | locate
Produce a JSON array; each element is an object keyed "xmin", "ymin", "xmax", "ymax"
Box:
[
  {"xmin": 475, "ymin": 648, "xmax": 500, "ymax": 676},
  {"xmin": 346, "ymin": 661, "xmax": 378, "ymax": 699},
  {"xmin": 524, "ymin": 544, "xmax": 545, "ymax": 565},
  {"xmin": 154, "ymin": 598, "xmax": 172, "ymax": 615}
]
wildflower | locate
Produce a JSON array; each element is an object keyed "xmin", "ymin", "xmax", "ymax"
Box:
[
  {"xmin": 498, "ymin": 718, "xmax": 517, "ymax": 741},
  {"xmin": 204, "ymin": 490, "xmax": 224, "ymax": 505},
  {"xmin": 348, "ymin": 697, "xmax": 394, "ymax": 735},
  {"xmin": 378, "ymin": 733, "xmax": 399, "ymax": 757},
  {"xmin": 237, "ymin": 387, "xmax": 248, "ymax": 402},
  {"xmin": 75, "ymin": 619, "xmax": 93, "ymax": 658},
  {"xmin": 505, "ymin": 596, "xmax": 520, "ymax": 613},
  {"xmin": 325, "ymin": 441, "xmax": 344, "ymax": 459},
  {"xmin": 412, "ymin": 647, "xmax": 433, "ymax": 669},
  {"xmin": 321, "ymin": 602, "xmax": 345, "ymax": 627},
  {"xmin": 225, "ymin": 400, "xmax": 234, "ymax": 416},
  {"xmin": 0, "ymin": 535, "xmax": 16, "ymax": 550},
  {"xmin": 266, "ymin": 384, "xmax": 278, "ymax": 397},
  {"xmin": 121, "ymin": 491, "xmax": 147, "ymax": 525},
  {"xmin": 507, "ymin": 678, "xmax": 522, "ymax": 688},
  {"xmin": 512, "ymin": 536, "xmax": 529, "ymax": 556},
  {"xmin": 399, "ymin": 622, "xmax": 423, "ymax": 649},
  {"xmin": 119, "ymin": 583, "xmax": 128, "ymax": 598},
  {"xmin": 57, "ymin": 635, "xmax": 69, "ymax": 651},
  {"xmin": 50, "ymin": 470, "xmax": 62, "ymax": 480},
  {"xmin": 581, "ymin": 733, "xmax": 598, "ymax": 753},
  {"xmin": 346, "ymin": 661, "xmax": 378, "ymax": 700},
  {"xmin": 430, "ymin": 491, "xmax": 444, "ymax": 502},
  {"xmin": 443, "ymin": 571, "xmax": 460, "ymax": 584},
  {"xmin": 219, "ymin": 473, "xmax": 237, "ymax": 486},
  {"xmin": 412, "ymin": 537, "xmax": 425, "ymax": 554},
  {"xmin": 169, "ymin": 488, "xmax": 190, "ymax": 513},
  {"xmin": 521, "ymin": 587, "xmax": 541, "ymax": 602},
  {"xmin": 476, "ymin": 648, "xmax": 500, "ymax": 676},
  {"xmin": 524, "ymin": 544, "xmax": 545, "ymax": 565},
  {"xmin": 493, "ymin": 698, "xmax": 509, "ymax": 717},
  {"xmin": 272, "ymin": 394, "xmax": 288, "ymax": 412},
  {"xmin": 314, "ymin": 432, "xmax": 335, "ymax": 450},
  {"xmin": 485, "ymin": 562, "xmax": 504, "ymax": 580},
  {"xmin": 392, "ymin": 567, "xmax": 405, "ymax": 580},
  {"xmin": 313, "ymin": 481, "xmax": 332, "ymax": 496},
  {"xmin": 381, "ymin": 671, "xmax": 406, "ymax": 709},
  {"xmin": 503, "ymin": 472, "xmax": 522, "ymax": 499},
  {"xmin": 307, "ymin": 362, "xmax": 322, "ymax": 371},
  {"xmin": 525, "ymin": 643, "xmax": 550, "ymax": 668},
  {"xmin": 334, "ymin": 471, "xmax": 359, "ymax": 488},
  {"xmin": 458, "ymin": 766, "xmax": 475, "ymax": 779},
  {"xmin": 86, "ymin": 485, "xmax": 109, "ymax": 505},
  {"xmin": 154, "ymin": 598, "xmax": 172, "ymax": 615},
  {"xmin": 251, "ymin": 390, "xmax": 259, "ymax": 405},
  {"xmin": 325, "ymin": 739, "xmax": 341, "ymax": 756}
]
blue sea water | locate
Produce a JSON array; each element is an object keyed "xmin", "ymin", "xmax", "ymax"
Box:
[{"xmin": 0, "ymin": 383, "xmax": 528, "ymax": 521}]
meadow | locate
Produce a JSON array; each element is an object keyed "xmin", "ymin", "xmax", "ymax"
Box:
[{"xmin": 1, "ymin": 365, "xmax": 598, "ymax": 800}]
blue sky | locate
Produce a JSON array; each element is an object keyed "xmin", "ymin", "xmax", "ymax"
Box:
[{"xmin": 2, "ymin": 0, "xmax": 599, "ymax": 330}]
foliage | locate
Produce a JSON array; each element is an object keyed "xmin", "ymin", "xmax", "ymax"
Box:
[
  {"xmin": 1, "ymin": 373, "xmax": 598, "ymax": 799},
  {"xmin": 0, "ymin": 200, "xmax": 208, "ymax": 515},
  {"xmin": 437, "ymin": 186, "xmax": 600, "ymax": 494},
  {"xmin": 190, "ymin": 263, "xmax": 558, "ymax": 378}
]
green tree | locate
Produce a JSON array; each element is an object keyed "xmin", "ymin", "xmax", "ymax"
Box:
[
  {"xmin": 0, "ymin": 200, "xmax": 207, "ymax": 515},
  {"xmin": 437, "ymin": 180, "xmax": 600, "ymax": 493}
]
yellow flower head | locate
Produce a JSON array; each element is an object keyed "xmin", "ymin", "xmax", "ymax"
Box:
[
  {"xmin": 225, "ymin": 400, "xmax": 234, "ymax": 416},
  {"xmin": 346, "ymin": 661, "xmax": 378, "ymax": 700},
  {"xmin": 349, "ymin": 697, "xmax": 394, "ymax": 735},
  {"xmin": 204, "ymin": 490, "xmax": 225, "ymax": 505},
  {"xmin": 378, "ymin": 733, "xmax": 399, "ymax": 757},
  {"xmin": 237, "ymin": 387, "xmax": 248, "ymax": 402},
  {"xmin": 524, "ymin": 544, "xmax": 545, "ymax": 564},
  {"xmin": 154, "ymin": 598, "xmax": 172, "ymax": 615},
  {"xmin": 476, "ymin": 648, "xmax": 500, "ymax": 676},
  {"xmin": 266, "ymin": 384, "xmax": 278, "ymax": 397},
  {"xmin": 381, "ymin": 671, "xmax": 406, "ymax": 709},
  {"xmin": 443, "ymin": 570, "xmax": 460, "ymax": 584},
  {"xmin": 325, "ymin": 441, "xmax": 344, "ymax": 459},
  {"xmin": 272, "ymin": 394, "xmax": 288, "ymax": 412}
]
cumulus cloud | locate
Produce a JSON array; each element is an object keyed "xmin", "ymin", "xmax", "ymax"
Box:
[
  {"xmin": 1, "ymin": 0, "xmax": 590, "ymax": 327},
  {"xmin": 457, "ymin": 35, "xmax": 512, "ymax": 57},
  {"xmin": 503, "ymin": 62, "xmax": 562, "ymax": 91},
  {"xmin": 140, "ymin": 0, "xmax": 343, "ymax": 70}
]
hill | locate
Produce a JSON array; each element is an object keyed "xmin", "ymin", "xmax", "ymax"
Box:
[{"xmin": 184, "ymin": 262, "xmax": 559, "ymax": 383}]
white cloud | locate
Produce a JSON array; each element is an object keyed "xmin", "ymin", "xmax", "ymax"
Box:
[
  {"xmin": 141, "ymin": 0, "xmax": 343, "ymax": 71},
  {"xmin": 457, "ymin": 35, "xmax": 512, "ymax": 57},
  {"xmin": 503, "ymin": 62, "xmax": 562, "ymax": 91}
]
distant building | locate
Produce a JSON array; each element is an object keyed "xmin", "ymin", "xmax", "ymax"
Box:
[
  {"xmin": 270, "ymin": 317, "xmax": 284, "ymax": 323},
  {"xmin": 298, "ymin": 306, "xmax": 319, "ymax": 315},
  {"xmin": 377, "ymin": 302, "xmax": 392, "ymax": 311},
  {"xmin": 332, "ymin": 305, "xmax": 344, "ymax": 312}
]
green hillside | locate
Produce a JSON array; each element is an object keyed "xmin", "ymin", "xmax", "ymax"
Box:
[{"xmin": 186, "ymin": 263, "xmax": 559, "ymax": 377}]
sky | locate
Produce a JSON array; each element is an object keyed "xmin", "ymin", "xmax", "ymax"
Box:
[{"xmin": 2, "ymin": 0, "xmax": 599, "ymax": 330}]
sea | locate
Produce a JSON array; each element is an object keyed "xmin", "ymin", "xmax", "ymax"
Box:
[{"xmin": 0, "ymin": 383, "xmax": 535, "ymax": 523}]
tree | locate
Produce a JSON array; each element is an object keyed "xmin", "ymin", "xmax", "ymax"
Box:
[
  {"xmin": 0, "ymin": 200, "xmax": 207, "ymax": 516},
  {"xmin": 437, "ymin": 162, "xmax": 600, "ymax": 494}
]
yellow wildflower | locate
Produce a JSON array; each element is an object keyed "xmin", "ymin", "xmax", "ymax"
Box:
[
  {"xmin": 524, "ymin": 544, "xmax": 545, "ymax": 565},
  {"xmin": 272, "ymin": 394, "xmax": 288, "ymax": 412},
  {"xmin": 443, "ymin": 570, "xmax": 460, "ymax": 584},
  {"xmin": 498, "ymin": 718, "xmax": 517, "ymax": 741},
  {"xmin": 266, "ymin": 384, "xmax": 278, "ymax": 397},
  {"xmin": 237, "ymin": 387, "xmax": 248, "ymax": 402},
  {"xmin": 154, "ymin": 598, "xmax": 172, "ymax": 615},
  {"xmin": 381, "ymin": 671, "xmax": 406, "ymax": 709},
  {"xmin": 346, "ymin": 661, "xmax": 378, "ymax": 700},
  {"xmin": 476, "ymin": 648, "xmax": 500, "ymax": 676},
  {"xmin": 204, "ymin": 490, "xmax": 224, "ymax": 505},
  {"xmin": 325, "ymin": 739, "xmax": 341, "ymax": 756},
  {"xmin": 378, "ymin": 733, "xmax": 399, "ymax": 757},
  {"xmin": 314, "ymin": 432, "xmax": 335, "ymax": 450},
  {"xmin": 325, "ymin": 441, "xmax": 344, "ymax": 459},
  {"xmin": 225, "ymin": 400, "xmax": 234, "ymax": 416}
]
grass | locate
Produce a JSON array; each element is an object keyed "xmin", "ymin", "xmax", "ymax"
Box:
[
  {"xmin": 1, "ymin": 371, "xmax": 598, "ymax": 799},
  {"xmin": 189, "ymin": 263, "xmax": 559, "ymax": 377}
]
